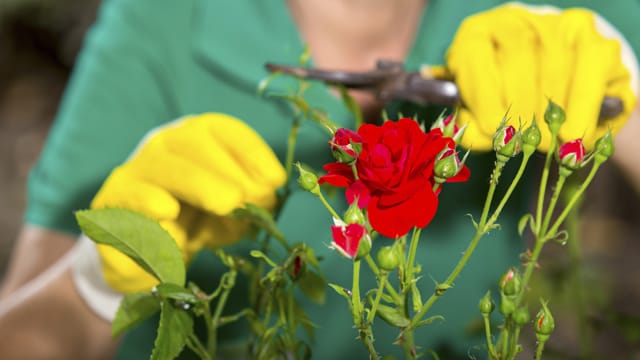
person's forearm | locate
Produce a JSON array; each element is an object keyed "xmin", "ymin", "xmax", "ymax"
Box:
[
  {"xmin": 0, "ymin": 225, "xmax": 75, "ymax": 297},
  {"xmin": 0, "ymin": 263, "xmax": 119, "ymax": 359}
]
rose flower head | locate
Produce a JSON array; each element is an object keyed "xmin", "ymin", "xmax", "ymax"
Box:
[
  {"xmin": 320, "ymin": 118, "xmax": 470, "ymax": 238},
  {"xmin": 558, "ymin": 139, "xmax": 586, "ymax": 171}
]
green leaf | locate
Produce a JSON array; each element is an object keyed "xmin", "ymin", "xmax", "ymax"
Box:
[
  {"xmin": 518, "ymin": 214, "xmax": 535, "ymax": 237},
  {"xmin": 153, "ymin": 283, "xmax": 200, "ymax": 304},
  {"xmin": 411, "ymin": 284, "xmax": 423, "ymax": 313},
  {"xmin": 232, "ymin": 204, "xmax": 285, "ymax": 242},
  {"xmin": 150, "ymin": 300, "xmax": 194, "ymax": 360},
  {"xmin": 298, "ymin": 270, "xmax": 327, "ymax": 304},
  {"xmin": 376, "ymin": 303, "xmax": 410, "ymax": 328},
  {"xmin": 112, "ymin": 292, "xmax": 161, "ymax": 336},
  {"xmin": 76, "ymin": 208, "xmax": 185, "ymax": 286},
  {"xmin": 414, "ymin": 315, "xmax": 445, "ymax": 328}
]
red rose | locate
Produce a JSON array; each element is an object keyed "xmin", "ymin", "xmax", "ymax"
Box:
[
  {"xmin": 331, "ymin": 220, "xmax": 369, "ymax": 259},
  {"xmin": 558, "ymin": 139, "xmax": 585, "ymax": 170},
  {"xmin": 319, "ymin": 119, "xmax": 470, "ymax": 238}
]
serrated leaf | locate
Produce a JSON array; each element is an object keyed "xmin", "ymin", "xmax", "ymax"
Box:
[
  {"xmin": 153, "ymin": 283, "xmax": 200, "ymax": 304},
  {"xmin": 376, "ymin": 303, "xmax": 410, "ymax": 328},
  {"xmin": 112, "ymin": 292, "xmax": 161, "ymax": 336},
  {"xmin": 298, "ymin": 270, "xmax": 326, "ymax": 304},
  {"xmin": 150, "ymin": 301, "xmax": 194, "ymax": 360},
  {"xmin": 76, "ymin": 208, "xmax": 185, "ymax": 286}
]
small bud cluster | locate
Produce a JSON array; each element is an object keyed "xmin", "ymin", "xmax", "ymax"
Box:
[{"xmin": 432, "ymin": 112, "xmax": 469, "ymax": 184}]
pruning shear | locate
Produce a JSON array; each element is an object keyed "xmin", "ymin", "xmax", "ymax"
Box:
[{"xmin": 265, "ymin": 60, "xmax": 623, "ymax": 121}]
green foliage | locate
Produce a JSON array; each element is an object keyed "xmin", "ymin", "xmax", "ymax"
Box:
[
  {"xmin": 151, "ymin": 300, "xmax": 194, "ymax": 360},
  {"xmin": 112, "ymin": 292, "xmax": 161, "ymax": 336},
  {"xmin": 75, "ymin": 208, "xmax": 185, "ymax": 286}
]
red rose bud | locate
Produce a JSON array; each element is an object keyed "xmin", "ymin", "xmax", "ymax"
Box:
[
  {"xmin": 431, "ymin": 113, "xmax": 466, "ymax": 142},
  {"xmin": 535, "ymin": 301, "xmax": 555, "ymax": 338},
  {"xmin": 287, "ymin": 255, "xmax": 306, "ymax": 281},
  {"xmin": 330, "ymin": 128, "xmax": 362, "ymax": 163},
  {"xmin": 434, "ymin": 146, "xmax": 467, "ymax": 184},
  {"xmin": 558, "ymin": 139, "xmax": 585, "ymax": 173},
  {"xmin": 296, "ymin": 163, "xmax": 320, "ymax": 195},
  {"xmin": 376, "ymin": 245, "xmax": 400, "ymax": 271},
  {"xmin": 521, "ymin": 119, "xmax": 541, "ymax": 155},
  {"xmin": 499, "ymin": 268, "xmax": 522, "ymax": 296},
  {"xmin": 331, "ymin": 219, "xmax": 369, "ymax": 259},
  {"xmin": 478, "ymin": 290, "xmax": 495, "ymax": 315},
  {"xmin": 544, "ymin": 100, "xmax": 566, "ymax": 135},
  {"xmin": 594, "ymin": 130, "xmax": 614, "ymax": 163},
  {"xmin": 493, "ymin": 125, "xmax": 521, "ymax": 161}
]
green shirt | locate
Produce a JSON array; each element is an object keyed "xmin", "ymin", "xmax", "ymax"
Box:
[{"xmin": 25, "ymin": 0, "xmax": 640, "ymax": 358}]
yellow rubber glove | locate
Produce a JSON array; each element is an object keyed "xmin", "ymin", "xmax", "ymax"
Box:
[
  {"xmin": 436, "ymin": 4, "xmax": 638, "ymax": 151},
  {"xmin": 90, "ymin": 113, "xmax": 287, "ymax": 293}
]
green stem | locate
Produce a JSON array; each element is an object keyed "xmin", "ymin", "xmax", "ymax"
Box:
[
  {"xmin": 408, "ymin": 160, "xmax": 506, "ymax": 329},
  {"xmin": 352, "ymin": 259, "xmax": 362, "ymax": 324},
  {"xmin": 565, "ymin": 179, "xmax": 592, "ymax": 358},
  {"xmin": 486, "ymin": 153, "xmax": 532, "ymax": 226},
  {"xmin": 365, "ymin": 254, "xmax": 401, "ymax": 303},
  {"xmin": 405, "ymin": 228, "xmax": 423, "ymax": 289},
  {"xmin": 208, "ymin": 270, "xmax": 237, "ymax": 357},
  {"xmin": 367, "ymin": 273, "xmax": 389, "ymax": 324},
  {"xmin": 546, "ymin": 161, "xmax": 602, "ymax": 236},
  {"xmin": 540, "ymin": 174, "xmax": 567, "ymax": 235},
  {"xmin": 500, "ymin": 319, "xmax": 511, "ymax": 359},
  {"xmin": 285, "ymin": 117, "xmax": 300, "ymax": 180},
  {"xmin": 535, "ymin": 138, "xmax": 558, "ymax": 234},
  {"xmin": 482, "ymin": 314, "xmax": 498, "ymax": 359},
  {"xmin": 507, "ymin": 325, "xmax": 521, "ymax": 360},
  {"xmin": 317, "ymin": 191, "xmax": 342, "ymax": 220},
  {"xmin": 535, "ymin": 339, "xmax": 547, "ymax": 360},
  {"xmin": 515, "ymin": 239, "xmax": 544, "ymax": 306},
  {"xmin": 187, "ymin": 333, "xmax": 212, "ymax": 360}
]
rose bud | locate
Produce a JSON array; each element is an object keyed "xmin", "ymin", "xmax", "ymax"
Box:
[
  {"xmin": 521, "ymin": 119, "xmax": 542, "ymax": 155},
  {"xmin": 478, "ymin": 290, "xmax": 495, "ymax": 315},
  {"xmin": 513, "ymin": 306, "xmax": 531, "ymax": 326},
  {"xmin": 296, "ymin": 163, "xmax": 320, "ymax": 195},
  {"xmin": 594, "ymin": 130, "xmax": 615, "ymax": 163},
  {"xmin": 544, "ymin": 100, "xmax": 566, "ymax": 135},
  {"xmin": 331, "ymin": 219, "xmax": 370, "ymax": 259},
  {"xmin": 376, "ymin": 245, "xmax": 401, "ymax": 272},
  {"xmin": 558, "ymin": 139, "xmax": 586, "ymax": 175},
  {"xmin": 344, "ymin": 201, "xmax": 366, "ymax": 225},
  {"xmin": 535, "ymin": 301, "xmax": 555, "ymax": 339},
  {"xmin": 330, "ymin": 128, "xmax": 362, "ymax": 164},
  {"xmin": 431, "ymin": 113, "xmax": 465, "ymax": 141},
  {"xmin": 434, "ymin": 146, "xmax": 466, "ymax": 184},
  {"xmin": 493, "ymin": 125, "xmax": 521, "ymax": 161},
  {"xmin": 499, "ymin": 268, "xmax": 522, "ymax": 297}
]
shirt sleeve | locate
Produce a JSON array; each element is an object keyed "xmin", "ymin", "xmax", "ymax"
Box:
[{"xmin": 25, "ymin": 0, "xmax": 185, "ymax": 234}]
